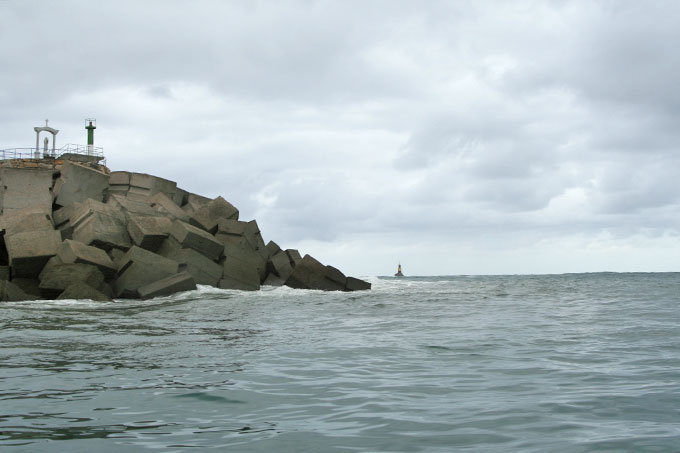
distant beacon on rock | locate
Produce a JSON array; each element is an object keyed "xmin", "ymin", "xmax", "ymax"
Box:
[{"xmin": 0, "ymin": 120, "xmax": 371, "ymax": 302}]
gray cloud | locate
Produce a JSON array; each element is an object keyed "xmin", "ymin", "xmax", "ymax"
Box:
[{"xmin": 2, "ymin": 0, "xmax": 680, "ymax": 275}]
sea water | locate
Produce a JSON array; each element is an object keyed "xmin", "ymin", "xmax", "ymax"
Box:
[{"xmin": 1, "ymin": 273, "xmax": 679, "ymax": 452}]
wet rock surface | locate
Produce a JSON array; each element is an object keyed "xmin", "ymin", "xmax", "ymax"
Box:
[{"xmin": 0, "ymin": 162, "xmax": 371, "ymax": 301}]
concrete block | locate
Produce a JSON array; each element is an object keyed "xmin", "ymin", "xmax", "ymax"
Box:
[
  {"xmin": 157, "ymin": 238, "xmax": 222, "ymax": 286},
  {"xmin": 70, "ymin": 199, "xmax": 124, "ymax": 229},
  {"xmin": 0, "ymin": 265, "xmax": 8, "ymax": 280},
  {"xmin": 262, "ymin": 274, "xmax": 286, "ymax": 287},
  {"xmin": 54, "ymin": 161, "xmax": 109, "ymax": 207},
  {"xmin": 187, "ymin": 193, "xmax": 211, "ymax": 207},
  {"xmin": 170, "ymin": 220, "xmax": 223, "ymax": 261},
  {"xmin": 39, "ymin": 263, "xmax": 106, "ymax": 299},
  {"xmin": 115, "ymin": 246, "xmax": 179, "ymax": 298},
  {"xmin": 57, "ymin": 281, "xmax": 113, "ymax": 302},
  {"xmin": 129, "ymin": 173, "xmax": 177, "ymax": 200},
  {"xmin": 0, "ymin": 210, "xmax": 54, "ymax": 237},
  {"xmin": 5, "ymin": 230, "xmax": 62, "ymax": 278},
  {"xmin": 127, "ymin": 215, "xmax": 173, "ymax": 251},
  {"xmin": 107, "ymin": 193, "xmax": 157, "ymax": 217},
  {"xmin": 53, "ymin": 203, "xmax": 80, "ymax": 228},
  {"xmin": 325, "ymin": 265, "xmax": 347, "ymax": 287},
  {"xmin": 72, "ymin": 211, "xmax": 132, "ymax": 251},
  {"xmin": 0, "ymin": 168, "xmax": 54, "ymax": 215},
  {"xmin": 190, "ymin": 196, "xmax": 239, "ymax": 232},
  {"xmin": 285, "ymin": 254, "xmax": 345, "ymax": 291},
  {"xmin": 149, "ymin": 192, "xmax": 190, "ymax": 222},
  {"xmin": 223, "ymin": 242, "xmax": 267, "ymax": 281},
  {"xmin": 346, "ymin": 276, "xmax": 372, "ymax": 291},
  {"xmin": 219, "ymin": 256, "xmax": 260, "ymax": 291},
  {"xmin": 265, "ymin": 240, "xmax": 281, "ymax": 259},
  {"xmin": 58, "ymin": 239, "xmax": 117, "ymax": 279},
  {"xmin": 0, "ymin": 280, "xmax": 31, "ymax": 301},
  {"xmin": 173, "ymin": 187, "xmax": 188, "ymax": 207},
  {"xmin": 10, "ymin": 278, "xmax": 43, "ymax": 299},
  {"xmin": 286, "ymin": 249, "xmax": 303, "ymax": 267},
  {"xmin": 137, "ymin": 271, "xmax": 196, "ymax": 300},
  {"xmin": 267, "ymin": 250, "xmax": 293, "ymax": 281},
  {"xmin": 109, "ymin": 171, "xmax": 130, "ymax": 186}
]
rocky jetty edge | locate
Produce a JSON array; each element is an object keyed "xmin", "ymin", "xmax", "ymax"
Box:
[{"xmin": 0, "ymin": 158, "xmax": 370, "ymax": 302}]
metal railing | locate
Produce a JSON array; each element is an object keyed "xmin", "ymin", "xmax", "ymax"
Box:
[{"xmin": 0, "ymin": 144, "xmax": 105, "ymax": 166}]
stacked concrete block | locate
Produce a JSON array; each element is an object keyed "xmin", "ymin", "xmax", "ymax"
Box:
[
  {"xmin": 11, "ymin": 278, "xmax": 43, "ymax": 299},
  {"xmin": 223, "ymin": 241, "xmax": 267, "ymax": 283},
  {"xmin": 214, "ymin": 219, "xmax": 250, "ymax": 247},
  {"xmin": 53, "ymin": 161, "xmax": 109, "ymax": 207},
  {"xmin": 267, "ymin": 250, "xmax": 294, "ymax": 284},
  {"xmin": 70, "ymin": 199, "xmax": 131, "ymax": 251},
  {"xmin": 220, "ymin": 255, "xmax": 261, "ymax": 291},
  {"xmin": 57, "ymin": 281, "xmax": 113, "ymax": 301},
  {"xmin": 53, "ymin": 203, "xmax": 80, "ymax": 240},
  {"xmin": 182, "ymin": 193, "xmax": 211, "ymax": 215},
  {"xmin": 170, "ymin": 220, "xmax": 223, "ymax": 261},
  {"xmin": 157, "ymin": 237, "xmax": 222, "ymax": 286},
  {"xmin": 190, "ymin": 196, "xmax": 239, "ymax": 233},
  {"xmin": 5, "ymin": 230, "xmax": 62, "ymax": 278},
  {"xmin": 285, "ymin": 255, "xmax": 346, "ymax": 291},
  {"xmin": 137, "ymin": 271, "xmax": 196, "ymax": 300},
  {"xmin": 149, "ymin": 192, "xmax": 191, "ymax": 222},
  {"xmin": 58, "ymin": 239, "xmax": 117, "ymax": 279},
  {"xmin": 127, "ymin": 215, "xmax": 173, "ymax": 252},
  {"xmin": 115, "ymin": 246, "xmax": 179, "ymax": 298},
  {"xmin": 0, "ymin": 167, "xmax": 54, "ymax": 215},
  {"xmin": 0, "ymin": 280, "xmax": 30, "ymax": 301},
  {"xmin": 108, "ymin": 171, "xmax": 131, "ymax": 195},
  {"xmin": 107, "ymin": 193, "xmax": 157, "ymax": 218},
  {"xmin": 0, "ymin": 208, "xmax": 54, "ymax": 237},
  {"xmin": 38, "ymin": 263, "xmax": 107, "ymax": 299},
  {"xmin": 346, "ymin": 277, "xmax": 372, "ymax": 291},
  {"xmin": 130, "ymin": 173, "xmax": 177, "ymax": 199}
]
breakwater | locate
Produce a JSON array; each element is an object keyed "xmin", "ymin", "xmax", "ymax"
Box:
[{"xmin": 0, "ymin": 158, "xmax": 370, "ymax": 301}]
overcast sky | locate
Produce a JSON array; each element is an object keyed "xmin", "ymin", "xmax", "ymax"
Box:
[{"xmin": 2, "ymin": 0, "xmax": 680, "ymax": 276}]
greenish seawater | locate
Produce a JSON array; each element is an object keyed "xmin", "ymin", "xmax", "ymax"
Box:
[{"xmin": 1, "ymin": 273, "xmax": 679, "ymax": 452}]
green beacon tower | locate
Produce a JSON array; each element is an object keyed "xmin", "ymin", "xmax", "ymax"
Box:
[{"xmin": 85, "ymin": 118, "xmax": 96, "ymax": 156}]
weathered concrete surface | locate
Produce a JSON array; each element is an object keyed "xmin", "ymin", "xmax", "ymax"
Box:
[
  {"xmin": 107, "ymin": 193, "xmax": 157, "ymax": 218},
  {"xmin": 0, "ymin": 168, "xmax": 54, "ymax": 215},
  {"xmin": 69, "ymin": 199, "xmax": 124, "ymax": 229},
  {"xmin": 0, "ymin": 280, "xmax": 30, "ymax": 301},
  {"xmin": 346, "ymin": 276, "xmax": 372, "ymax": 291},
  {"xmin": 286, "ymin": 249, "xmax": 303, "ymax": 267},
  {"xmin": 115, "ymin": 246, "xmax": 179, "ymax": 298},
  {"xmin": 38, "ymin": 263, "xmax": 106, "ymax": 299},
  {"xmin": 190, "ymin": 196, "xmax": 239, "ymax": 233},
  {"xmin": 73, "ymin": 211, "xmax": 132, "ymax": 251},
  {"xmin": 5, "ymin": 229, "xmax": 62, "ymax": 278},
  {"xmin": 223, "ymin": 242, "xmax": 267, "ymax": 282},
  {"xmin": 170, "ymin": 220, "xmax": 223, "ymax": 261},
  {"xmin": 108, "ymin": 171, "xmax": 131, "ymax": 195},
  {"xmin": 53, "ymin": 161, "xmax": 109, "ymax": 207},
  {"xmin": 0, "ymin": 209, "xmax": 54, "ymax": 236},
  {"xmin": 182, "ymin": 193, "xmax": 211, "ymax": 215},
  {"xmin": 267, "ymin": 250, "xmax": 294, "ymax": 282},
  {"xmin": 127, "ymin": 215, "xmax": 172, "ymax": 251},
  {"xmin": 58, "ymin": 239, "xmax": 117, "ymax": 279},
  {"xmin": 137, "ymin": 271, "xmax": 196, "ymax": 300},
  {"xmin": 129, "ymin": 173, "xmax": 177, "ymax": 200},
  {"xmin": 149, "ymin": 192, "xmax": 190, "ymax": 222},
  {"xmin": 57, "ymin": 281, "xmax": 113, "ymax": 301},
  {"xmin": 10, "ymin": 278, "xmax": 43, "ymax": 299},
  {"xmin": 285, "ymin": 255, "xmax": 346, "ymax": 291},
  {"xmin": 325, "ymin": 265, "xmax": 347, "ymax": 288},
  {"xmin": 0, "ymin": 265, "xmax": 9, "ymax": 280},
  {"xmin": 265, "ymin": 240, "xmax": 281, "ymax": 258},
  {"xmin": 157, "ymin": 237, "xmax": 222, "ymax": 286},
  {"xmin": 219, "ymin": 256, "xmax": 260, "ymax": 291}
]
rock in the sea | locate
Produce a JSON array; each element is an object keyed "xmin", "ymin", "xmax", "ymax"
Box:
[
  {"xmin": 0, "ymin": 280, "xmax": 31, "ymax": 301},
  {"xmin": 5, "ymin": 229, "xmax": 62, "ymax": 278},
  {"xmin": 115, "ymin": 246, "xmax": 179, "ymax": 298},
  {"xmin": 137, "ymin": 271, "xmax": 196, "ymax": 300},
  {"xmin": 57, "ymin": 281, "xmax": 113, "ymax": 302}
]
